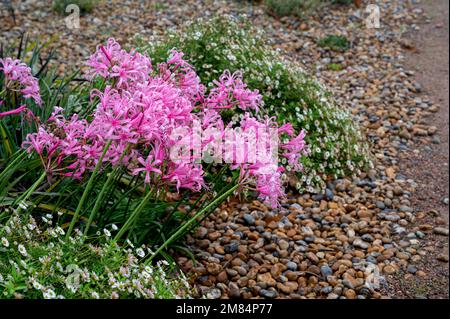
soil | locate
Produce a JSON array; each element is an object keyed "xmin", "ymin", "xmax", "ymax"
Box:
[{"xmin": 387, "ymin": 0, "xmax": 449, "ymax": 299}]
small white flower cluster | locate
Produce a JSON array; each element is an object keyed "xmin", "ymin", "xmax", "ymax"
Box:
[{"xmin": 0, "ymin": 210, "xmax": 191, "ymax": 299}]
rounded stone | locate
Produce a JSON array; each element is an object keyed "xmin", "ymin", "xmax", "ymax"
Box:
[
  {"xmin": 259, "ymin": 289, "xmax": 278, "ymax": 299},
  {"xmin": 243, "ymin": 213, "xmax": 256, "ymax": 225},
  {"xmin": 286, "ymin": 261, "xmax": 298, "ymax": 271},
  {"xmin": 320, "ymin": 265, "xmax": 333, "ymax": 277}
]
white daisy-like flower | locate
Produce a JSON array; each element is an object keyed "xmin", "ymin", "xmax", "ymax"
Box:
[
  {"xmin": 117, "ymin": 281, "xmax": 126, "ymax": 291},
  {"xmin": 18, "ymin": 201, "xmax": 28, "ymax": 210},
  {"xmin": 17, "ymin": 244, "xmax": 27, "ymax": 257},
  {"xmin": 136, "ymin": 248, "xmax": 145, "ymax": 258},
  {"xmin": 144, "ymin": 266, "xmax": 153, "ymax": 274},
  {"xmin": 141, "ymin": 271, "xmax": 151, "ymax": 280},
  {"xmin": 68, "ymin": 285, "xmax": 77, "ymax": 293},
  {"xmin": 193, "ymin": 31, "xmax": 202, "ymax": 40},
  {"xmin": 56, "ymin": 227, "xmax": 65, "ymax": 236},
  {"xmin": 91, "ymin": 292, "xmax": 100, "ymax": 299},
  {"xmin": 103, "ymin": 229, "xmax": 111, "ymax": 238},
  {"xmin": 126, "ymin": 239, "xmax": 134, "ymax": 248},
  {"xmin": 1, "ymin": 237, "xmax": 9, "ymax": 247},
  {"xmin": 32, "ymin": 280, "xmax": 43, "ymax": 290},
  {"xmin": 43, "ymin": 289, "xmax": 57, "ymax": 299},
  {"xmin": 111, "ymin": 224, "xmax": 118, "ymax": 231}
]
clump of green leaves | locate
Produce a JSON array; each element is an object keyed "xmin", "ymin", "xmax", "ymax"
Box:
[
  {"xmin": 332, "ymin": 0, "xmax": 354, "ymax": 5},
  {"xmin": 0, "ymin": 209, "xmax": 191, "ymax": 299},
  {"xmin": 264, "ymin": 0, "xmax": 327, "ymax": 18},
  {"xmin": 327, "ymin": 63, "xmax": 343, "ymax": 71},
  {"xmin": 318, "ymin": 35, "xmax": 350, "ymax": 52},
  {"xmin": 153, "ymin": 1, "xmax": 169, "ymax": 11},
  {"xmin": 262, "ymin": 0, "xmax": 354, "ymax": 19},
  {"xmin": 140, "ymin": 16, "xmax": 372, "ymax": 192},
  {"xmin": 52, "ymin": 0, "xmax": 98, "ymax": 15}
]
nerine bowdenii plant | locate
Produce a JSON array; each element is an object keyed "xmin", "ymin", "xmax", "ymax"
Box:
[
  {"xmin": 141, "ymin": 16, "xmax": 372, "ymax": 193},
  {"xmin": 14, "ymin": 38, "xmax": 308, "ymax": 249},
  {"xmin": 23, "ymin": 38, "xmax": 307, "ymax": 207}
]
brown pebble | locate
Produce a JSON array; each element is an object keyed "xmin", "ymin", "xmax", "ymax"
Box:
[
  {"xmin": 206, "ymin": 263, "xmax": 222, "ymax": 275},
  {"xmin": 383, "ymin": 265, "xmax": 396, "ymax": 274},
  {"xmin": 344, "ymin": 289, "xmax": 356, "ymax": 299},
  {"xmin": 217, "ymin": 271, "xmax": 228, "ymax": 283},
  {"xmin": 306, "ymin": 252, "xmax": 319, "ymax": 264}
]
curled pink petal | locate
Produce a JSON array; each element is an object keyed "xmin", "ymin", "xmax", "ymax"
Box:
[{"xmin": 0, "ymin": 104, "xmax": 27, "ymax": 117}]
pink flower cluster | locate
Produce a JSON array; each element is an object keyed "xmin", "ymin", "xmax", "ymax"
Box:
[
  {"xmin": 0, "ymin": 57, "xmax": 42, "ymax": 105},
  {"xmin": 157, "ymin": 50, "xmax": 205, "ymax": 104},
  {"xmin": 23, "ymin": 38, "xmax": 307, "ymax": 207},
  {"xmin": 86, "ymin": 38, "xmax": 153, "ymax": 89},
  {"xmin": 205, "ymin": 70, "xmax": 261, "ymax": 111}
]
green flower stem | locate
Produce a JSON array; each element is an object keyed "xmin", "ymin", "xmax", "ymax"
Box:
[
  {"xmin": 66, "ymin": 140, "xmax": 112, "ymax": 240},
  {"xmin": 113, "ymin": 186, "xmax": 155, "ymax": 242},
  {"xmin": 187, "ymin": 174, "xmax": 239, "ymax": 234},
  {"xmin": 147, "ymin": 183, "xmax": 238, "ymax": 263},
  {"xmin": 161, "ymin": 189, "xmax": 204, "ymax": 231},
  {"xmin": 126, "ymin": 185, "xmax": 166, "ymax": 241},
  {"xmin": 82, "ymin": 170, "xmax": 115, "ymax": 238},
  {"xmin": 114, "ymin": 165, "xmax": 165, "ymax": 242},
  {"xmin": 83, "ymin": 145, "xmax": 130, "ymax": 237},
  {"xmin": 14, "ymin": 170, "xmax": 46, "ymax": 212},
  {"xmin": 102, "ymin": 176, "xmax": 141, "ymax": 224}
]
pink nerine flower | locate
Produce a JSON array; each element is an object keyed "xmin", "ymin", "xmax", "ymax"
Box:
[
  {"xmin": 256, "ymin": 168, "xmax": 285, "ymax": 208},
  {"xmin": 132, "ymin": 154, "xmax": 163, "ymax": 184},
  {"xmin": 163, "ymin": 163, "xmax": 205, "ymax": 192},
  {"xmin": 205, "ymin": 70, "xmax": 262, "ymax": 112},
  {"xmin": 281, "ymin": 129, "xmax": 307, "ymax": 171},
  {"xmin": 278, "ymin": 123, "xmax": 295, "ymax": 136},
  {"xmin": 86, "ymin": 38, "xmax": 153, "ymax": 89},
  {"xmin": 157, "ymin": 49, "xmax": 205, "ymax": 104},
  {"xmin": 0, "ymin": 57, "xmax": 42, "ymax": 105}
]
